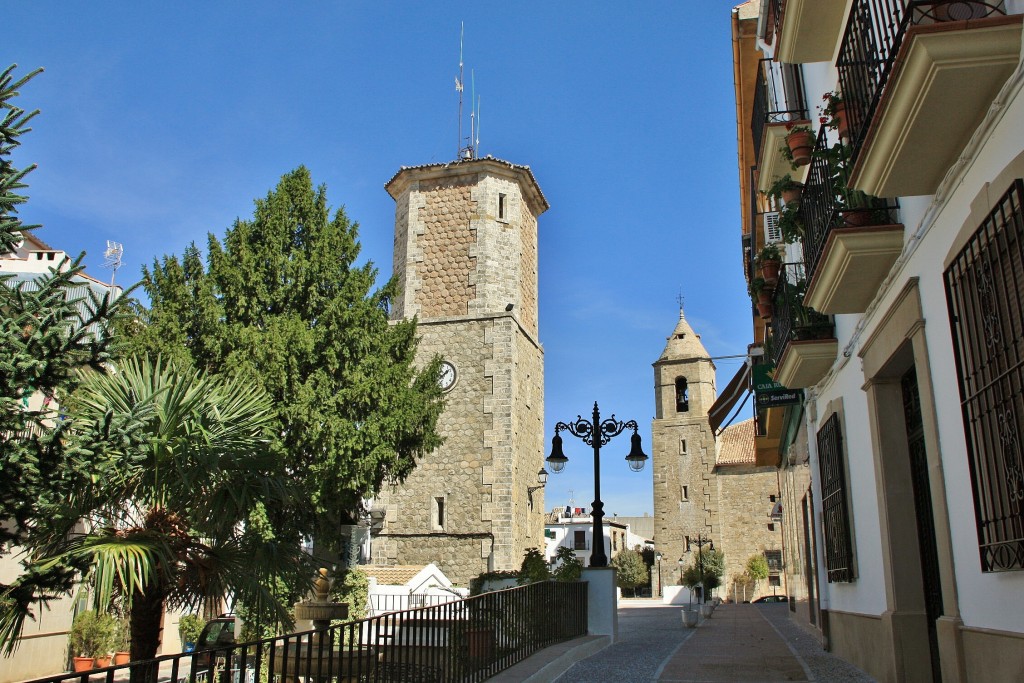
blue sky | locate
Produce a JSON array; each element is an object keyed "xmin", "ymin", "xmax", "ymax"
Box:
[{"xmin": 9, "ymin": 2, "xmax": 750, "ymax": 517}]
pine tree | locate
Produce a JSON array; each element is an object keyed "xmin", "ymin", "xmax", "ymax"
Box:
[
  {"xmin": 0, "ymin": 64, "xmax": 130, "ymax": 652},
  {"xmin": 127, "ymin": 167, "xmax": 445, "ymax": 554}
]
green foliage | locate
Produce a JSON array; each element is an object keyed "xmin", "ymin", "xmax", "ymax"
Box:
[
  {"xmin": 746, "ymin": 554, "xmax": 770, "ymax": 584},
  {"xmin": 757, "ymin": 244, "xmax": 781, "ymax": 264},
  {"xmin": 764, "ymin": 173, "xmax": 801, "ymax": 202},
  {"xmin": 679, "ymin": 564, "xmax": 702, "ymax": 589},
  {"xmin": 0, "ymin": 64, "xmax": 136, "ymax": 655},
  {"xmin": 330, "ymin": 567, "xmax": 369, "ymax": 621},
  {"xmin": 610, "ymin": 548, "xmax": 648, "ymax": 591},
  {"xmin": 69, "ymin": 611, "xmax": 118, "ymax": 658},
  {"xmin": 125, "ymin": 167, "xmax": 445, "ymax": 554},
  {"xmin": 517, "ymin": 548, "xmax": 551, "ymax": 585},
  {"xmin": 13, "ymin": 357, "xmax": 307, "ymax": 660},
  {"xmin": 468, "ymin": 570, "xmax": 518, "ymax": 596},
  {"xmin": 551, "ymin": 546, "xmax": 582, "ymax": 583},
  {"xmin": 177, "ymin": 614, "xmax": 205, "ymax": 646}
]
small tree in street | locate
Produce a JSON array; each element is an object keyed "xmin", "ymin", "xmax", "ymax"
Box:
[
  {"xmin": 746, "ymin": 554, "xmax": 770, "ymax": 594},
  {"xmin": 611, "ymin": 548, "xmax": 648, "ymax": 597},
  {"xmin": 551, "ymin": 546, "xmax": 582, "ymax": 583}
]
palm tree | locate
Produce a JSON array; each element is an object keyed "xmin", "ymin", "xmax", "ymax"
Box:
[{"xmin": 26, "ymin": 357, "xmax": 307, "ymax": 661}]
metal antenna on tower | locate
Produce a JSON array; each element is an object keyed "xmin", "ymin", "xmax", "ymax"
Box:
[
  {"xmin": 102, "ymin": 240, "xmax": 123, "ymax": 285},
  {"xmin": 455, "ymin": 24, "xmax": 477, "ymax": 160},
  {"xmin": 456, "ymin": 22, "xmax": 465, "ymax": 159}
]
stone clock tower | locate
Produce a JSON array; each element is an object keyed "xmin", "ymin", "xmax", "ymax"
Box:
[
  {"xmin": 651, "ymin": 309, "xmax": 720, "ymax": 588},
  {"xmin": 372, "ymin": 157, "xmax": 549, "ymax": 584}
]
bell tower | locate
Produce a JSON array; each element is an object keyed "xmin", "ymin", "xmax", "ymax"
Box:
[
  {"xmin": 651, "ymin": 309, "xmax": 719, "ymax": 587},
  {"xmin": 373, "ymin": 157, "xmax": 549, "ymax": 584}
]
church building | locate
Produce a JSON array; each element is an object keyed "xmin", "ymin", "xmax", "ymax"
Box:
[
  {"xmin": 370, "ymin": 156, "xmax": 549, "ymax": 585},
  {"xmin": 652, "ymin": 309, "xmax": 783, "ymax": 601}
]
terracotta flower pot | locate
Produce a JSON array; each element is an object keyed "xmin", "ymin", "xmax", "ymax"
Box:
[
  {"xmin": 833, "ymin": 102, "xmax": 849, "ymax": 139},
  {"xmin": 113, "ymin": 652, "xmax": 131, "ymax": 666},
  {"xmin": 72, "ymin": 657, "xmax": 95, "ymax": 672},
  {"xmin": 843, "ymin": 208, "xmax": 877, "ymax": 227},
  {"xmin": 786, "ymin": 129, "xmax": 814, "ymax": 167},
  {"xmin": 756, "ymin": 301, "xmax": 774, "ymax": 321},
  {"xmin": 760, "ymin": 259, "xmax": 781, "ymax": 284},
  {"xmin": 780, "ymin": 185, "xmax": 803, "ymax": 205},
  {"xmin": 95, "ymin": 656, "xmax": 112, "ymax": 669}
]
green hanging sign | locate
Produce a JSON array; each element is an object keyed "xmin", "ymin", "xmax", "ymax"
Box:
[{"xmin": 753, "ymin": 364, "xmax": 803, "ymax": 408}]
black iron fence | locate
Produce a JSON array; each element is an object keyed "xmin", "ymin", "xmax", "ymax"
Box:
[
  {"xmin": 800, "ymin": 127, "xmax": 898, "ymax": 281},
  {"xmin": 837, "ymin": 0, "xmax": 1006, "ymax": 166},
  {"xmin": 751, "ymin": 58, "xmax": 808, "ymax": 166},
  {"xmin": 27, "ymin": 581, "xmax": 588, "ymax": 683},
  {"xmin": 768, "ymin": 262, "xmax": 833, "ymax": 369}
]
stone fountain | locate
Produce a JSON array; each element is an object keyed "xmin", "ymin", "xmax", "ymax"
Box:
[{"xmin": 293, "ymin": 568, "xmax": 349, "ymax": 635}]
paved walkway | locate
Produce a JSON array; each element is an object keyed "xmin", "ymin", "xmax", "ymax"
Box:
[{"xmin": 552, "ymin": 600, "xmax": 876, "ymax": 683}]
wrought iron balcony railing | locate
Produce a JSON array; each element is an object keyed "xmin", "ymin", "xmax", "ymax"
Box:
[
  {"xmin": 837, "ymin": 0, "xmax": 1006, "ymax": 167},
  {"xmin": 751, "ymin": 58, "xmax": 809, "ymax": 166},
  {"xmin": 800, "ymin": 127, "xmax": 898, "ymax": 280},
  {"xmin": 768, "ymin": 261, "xmax": 833, "ymax": 369}
]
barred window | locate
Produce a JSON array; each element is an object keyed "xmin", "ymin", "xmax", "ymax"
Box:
[
  {"xmin": 818, "ymin": 413, "xmax": 855, "ymax": 582},
  {"xmin": 944, "ymin": 179, "xmax": 1024, "ymax": 572},
  {"xmin": 764, "ymin": 549, "xmax": 783, "ymax": 573}
]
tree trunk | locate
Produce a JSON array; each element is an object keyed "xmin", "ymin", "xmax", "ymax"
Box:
[{"xmin": 130, "ymin": 584, "xmax": 167, "ymax": 663}]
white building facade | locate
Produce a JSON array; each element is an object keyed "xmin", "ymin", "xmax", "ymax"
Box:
[{"xmin": 735, "ymin": 1, "xmax": 1024, "ymax": 681}]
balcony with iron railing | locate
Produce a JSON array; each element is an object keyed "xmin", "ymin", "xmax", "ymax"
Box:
[
  {"xmin": 767, "ymin": 261, "xmax": 837, "ymax": 389},
  {"xmin": 839, "ymin": 0, "xmax": 1022, "ymax": 197},
  {"xmin": 797, "ymin": 127, "xmax": 903, "ymax": 314},
  {"xmin": 769, "ymin": 0, "xmax": 849, "ymax": 64},
  {"xmin": 751, "ymin": 59, "xmax": 811, "ymax": 195}
]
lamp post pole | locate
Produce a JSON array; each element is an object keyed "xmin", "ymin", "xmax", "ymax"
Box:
[
  {"xmin": 546, "ymin": 402, "xmax": 648, "ymax": 568},
  {"xmin": 690, "ymin": 533, "xmax": 713, "ymax": 603}
]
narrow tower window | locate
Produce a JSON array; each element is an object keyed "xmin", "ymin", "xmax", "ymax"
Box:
[
  {"xmin": 679, "ymin": 439, "xmax": 688, "ymax": 455},
  {"xmin": 435, "ymin": 497, "xmax": 446, "ymax": 530},
  {"xmin": 675, "ymin": 377, "xmax": 689, "ymax": 412},
  {"xmin": 681, "ymin": 485, "xmax": 689, "ymax": 501},
  {"xmin": 498, "ymin": 193, "xmax": 507, "ymax": 220}
]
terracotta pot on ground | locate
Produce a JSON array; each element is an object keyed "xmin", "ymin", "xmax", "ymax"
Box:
[
  {"xmin": 760, "ymin": 259, "xmax": 781, "ymax": 284},
  {"xmin": 786, "ymin": 129, "xmax": 815, "ymax": 166},
  {"xmin": 113, "ymin": 652, "xmax": 131, "ymax": 666},
  {"xmin": 72, "ymin": 657, "xmax": 95, "ymax": 672},
  {"xmin": 95, "ymin": 656, "xmax": 112, "ymax": 668}
]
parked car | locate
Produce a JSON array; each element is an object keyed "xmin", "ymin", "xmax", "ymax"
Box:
[{"xmin": 752, "ymin": 595, "xmax": 788, "ymax": 603}]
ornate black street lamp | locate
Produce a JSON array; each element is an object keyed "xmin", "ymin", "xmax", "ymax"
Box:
[
  {"xmin": 688, "ymin": 532, "xmax": 714, "ymax": 603},
  {"xmin": 546, "ymin": 402, "xmax": 648, "ymax": 567}
]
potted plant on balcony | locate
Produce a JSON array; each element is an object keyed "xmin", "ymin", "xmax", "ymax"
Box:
[
  {"xmin": 777, "ymin": 204, "xmax": 804, "ymax": 243},
  {"xmin": 749, "ymin": 277, "xmax": 774, "ymax": 321},
  {"xmin": 782, "ymin": 124, "xmax": 815, "ymax": 168},
  {"xmin": 756, "ymin": 245, "xmax": 782, "ymax": 284},
  {"xmin": 818, "ymin": 140, "xmax": 892, "ymax": 227},
  {"xmin": 766, "ymin": 174, "xmax": 803, "ymax": 206},
  {"xmin": 786, "ymin": 279, "xmax": 834, "ymax": 340},
  {"xmin": 818, "ymin": 91, "xmax": 848, "ymax": 140}
]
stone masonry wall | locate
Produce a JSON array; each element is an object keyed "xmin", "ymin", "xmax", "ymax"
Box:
[
  {"xmin": 716, "ymin": 465, "xmax": 784, "ymax": 602},
  {"xmin": 373, "ymin": 319, "xmax": 496, "ymax": 585},
  {"xmin": 653, "ymin": 415, "xmax": 719, "ymax": 588},
  {"xmin": 417, "ymin": 177, "xmax": 477, "ymax": 318}
]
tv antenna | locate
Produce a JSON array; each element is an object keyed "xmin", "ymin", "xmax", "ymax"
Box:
[
  {"xmin": 102, "ymin": 240, "xmax": 123, "ymax": 285},
  {"xmin": 456, "ymin": 22, "xmax": 480, "ymax": 160}
]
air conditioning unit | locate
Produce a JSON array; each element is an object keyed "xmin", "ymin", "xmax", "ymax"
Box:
[{"xmin": 764, "ymin": 212, "xmax": 782, "ymax": 244}]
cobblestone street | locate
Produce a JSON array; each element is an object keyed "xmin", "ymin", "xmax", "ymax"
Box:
[{"xmin": 553, "ymin": 600, "xmax": 876, "ymax": 683}]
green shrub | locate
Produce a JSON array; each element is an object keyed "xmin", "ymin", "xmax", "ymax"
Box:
[
  {"xmin": 552, "ymin": 546, "xmax": 582, "ymax": 582},
  {"xmin": 516, "ymin": 548, "xmax": 551, "ymax": 585},
  {"xmin": 177, "ymin": 614, "xmax": 205, "ymax": 647},
  {"xmin": 69, "ymin": 611, "xmax": 118, "ymax": 658}
]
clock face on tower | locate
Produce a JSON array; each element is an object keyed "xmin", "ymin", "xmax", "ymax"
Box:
[{"xmin": 439, "ymin": 361, "xmax": 457, "ymax": 392}]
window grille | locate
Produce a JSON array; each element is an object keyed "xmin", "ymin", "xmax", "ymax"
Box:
[
  {"xmin": 944, "ymin": 178, "xmax": 1024, "ymax": 572},
  {"xmin": 764, "ymin": 549, "xmax": 783, "ymax": 572},
  {"xmin": 817, "ymin": 413, "xmax": 855, "ymax": 582},
  {"xmin": 765, "ymin": 211, "xmax": 782, "ymax": 244}
]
